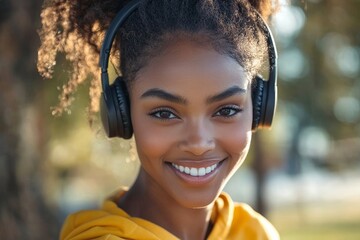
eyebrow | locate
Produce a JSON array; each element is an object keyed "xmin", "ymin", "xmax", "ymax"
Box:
[
  {"xmin": 140, "ymin": 85, "xmax": 247, "ymax": 105},
  {"xmin": 206, "ymin": 86, "xmax": 247, "ymax": 104},
  {"xmin": 140, "ymin": 88, "xmax": 187, "ymax": 104}
]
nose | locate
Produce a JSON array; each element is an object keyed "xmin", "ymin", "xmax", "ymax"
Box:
[{"xmin": 178, "ymin": 119, "xmax": 215, "ymax": 156}]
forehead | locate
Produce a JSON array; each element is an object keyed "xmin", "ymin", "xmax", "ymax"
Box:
[{"xmin": 133, "ymin": 40, "xmax": 248, "ymax": 95}]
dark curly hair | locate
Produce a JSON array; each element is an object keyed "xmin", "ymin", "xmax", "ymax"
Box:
[{"xmin": 37, "ymin": 0, "xmax": 278, "ymax": 116}]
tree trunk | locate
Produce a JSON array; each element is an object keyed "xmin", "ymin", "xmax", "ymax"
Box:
[
  {"xmin": 0, "ymin": 1, "xmax": 58, "ymax": 239},
  {"xmin": 251, "ymin": 133, "xmax": 268, "ymax": 216}
]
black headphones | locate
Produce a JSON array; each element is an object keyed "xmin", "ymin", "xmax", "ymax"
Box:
[{"xmin": 99, "ymin": 0, "xmax": 277, "ymax": 139}]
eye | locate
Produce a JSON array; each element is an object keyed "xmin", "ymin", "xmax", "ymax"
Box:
[
  {"xmin": 213, "ymin": 105, "xmax": 242, "ymax": 118},
  {"xmin": 149, "ymin": 108, "xmax": 179, "ymax": 120}
]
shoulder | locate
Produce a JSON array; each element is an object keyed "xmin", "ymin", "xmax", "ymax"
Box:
[
  {"xmin": 59, "ymin": 199, "xmax": 178, "ymax": 240},
  {"xmin": 213, "ymin": 193, "xmax": 279, "ymax": 239},
  {"xmin": 60, "ymin": 201, "xmax": 131, "ymax": 240},
  {"xmin": 232, "ymin": 202, "xmax": 280, "ymax": 240}
]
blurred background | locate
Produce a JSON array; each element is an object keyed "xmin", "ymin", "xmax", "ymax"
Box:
[{"xmin": 0, "ymin": 0, "xmax": 359, "ymax": 239}]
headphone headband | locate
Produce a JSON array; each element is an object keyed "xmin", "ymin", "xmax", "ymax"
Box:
[
  {"xmin": 99, "ymin": 0, "xmax": 277, "ymax": 94},
  {"xmin": 99, "ymin": 0, "xmax": 141, "ymax": 92},
  {"xmin": 255, "ymin": 13, "xmax": 278, "ymax": 128}
]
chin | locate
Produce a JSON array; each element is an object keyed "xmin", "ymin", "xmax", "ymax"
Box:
[
  {"xmin": 168, "ymin": 185, "xmax": 225, "ymax": 210},
  {"xmin": 176, "ymin": 195, "xmax": 219, "ymax": 210}
]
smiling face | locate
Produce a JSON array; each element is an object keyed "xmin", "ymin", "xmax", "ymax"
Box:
[{"xmin": 129, "ymin": 40, "xmax": 253, "ymax": 208}]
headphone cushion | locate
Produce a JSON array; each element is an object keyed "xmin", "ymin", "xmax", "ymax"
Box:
[
  {"xmin": 111, "ymin": 77, "xmax": 133, "ymax": 139},
  {"xmin": 100, "ymin": 91, "xmax": 114, "ymax": 137},
  {"xmin": 252, "ymin": 76, "xmax": 265, "ymax": 130}
]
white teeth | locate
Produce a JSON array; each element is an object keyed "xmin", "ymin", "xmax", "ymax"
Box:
[
  {"xmin": 190, "ymin": 168, "xmax": 197, "ymax": 176},
  {"xmin": 171, "ymin": 163, "xmax": 218, "ymax": 177},
  {"xmin": 198, "ymin": 168, "xmax": 206, "ymax": 176}
]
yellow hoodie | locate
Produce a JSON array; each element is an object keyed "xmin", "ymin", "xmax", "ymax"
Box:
[{"xmin": 60, "ymin": 192, "xmax": 279, "ymax": 240}]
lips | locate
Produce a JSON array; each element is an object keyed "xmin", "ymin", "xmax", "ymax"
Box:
[{"xmin": 167, "ymin": 159, "xmax": 225, "ymax": 185}]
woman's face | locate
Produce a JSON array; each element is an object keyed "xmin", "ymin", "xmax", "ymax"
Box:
[{"xmin": 130, "ymin": 40, "xmax": 253, "ymax": 208}]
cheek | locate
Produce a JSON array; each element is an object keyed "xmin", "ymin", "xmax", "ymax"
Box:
[
  {"xmin": 226, "ymin": 129, "xmax": 252, "ymax": 182},
  {"xmin": 132, "ymin": 111, "xmax": 176, "ymax": 161},
  {"xmin": 221, "ymin": 123, "xmax": 252, "ymax": 157},
  {"xmin": 219, "ymin": 106, "xmax": 253, "ymax": 159}
]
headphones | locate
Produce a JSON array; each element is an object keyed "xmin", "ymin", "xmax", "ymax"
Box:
[{"xmin": 99, "ymin": 0, "xmax": 277, "ymax": 139}]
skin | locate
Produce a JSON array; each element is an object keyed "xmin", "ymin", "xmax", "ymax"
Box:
[{"xmin": 118, "ymin": 39, "xmax": 253, "ymax": 240}]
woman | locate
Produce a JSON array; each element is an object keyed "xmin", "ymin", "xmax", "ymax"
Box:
[{"xmin": 38, "ymin": 0, "xmax": 280, "ymax": 239}]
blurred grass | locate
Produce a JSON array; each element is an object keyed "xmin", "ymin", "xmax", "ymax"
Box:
[
  {"xmin": 270, "ymin": 201, "xmax": 360, "ymax": 240},
  {"xmin": 279, "ymin": 220, "xmax": 360, "ymax": 240}
]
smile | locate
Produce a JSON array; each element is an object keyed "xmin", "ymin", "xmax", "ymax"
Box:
[{"xmin": 171, "ymin": 163, "xmax": 218, "ymax": 177}]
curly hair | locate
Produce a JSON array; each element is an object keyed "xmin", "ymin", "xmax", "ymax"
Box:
[{"xmin": 37, "ymin": 0, "xmax": 278, "ymax": 117}]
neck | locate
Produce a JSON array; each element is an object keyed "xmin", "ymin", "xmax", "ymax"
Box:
[{"xmin": 118, "ymin": 168, "xmax": 215, "ymax": 240}]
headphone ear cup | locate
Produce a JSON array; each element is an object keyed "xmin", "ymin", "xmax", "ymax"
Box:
[
  {"xmin": 112, "ymin": 77, "xmax": 133, "ymax": 139},
  {"xmin": 100, "ymin": 77, "xmax": 133, "ymax": 139},
  {"xmin": 252, "ymin": 75, "xmax": 266, "ymax": 131},
  {"xmin": 100, "ymin": 84, "xmax": 117, "ymax": 138}
]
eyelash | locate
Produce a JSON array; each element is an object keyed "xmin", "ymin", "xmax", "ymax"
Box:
[
  {"xmin": 149, "ymin": 105, "xmax": 242, "ymax": 121},
  {"xmin": 148, "ymin": 107, "xmax": 179, "ymax": 120},
  {"xmin": 213, "ymin": 105, "xmax": 243, "ymax": 118}
]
